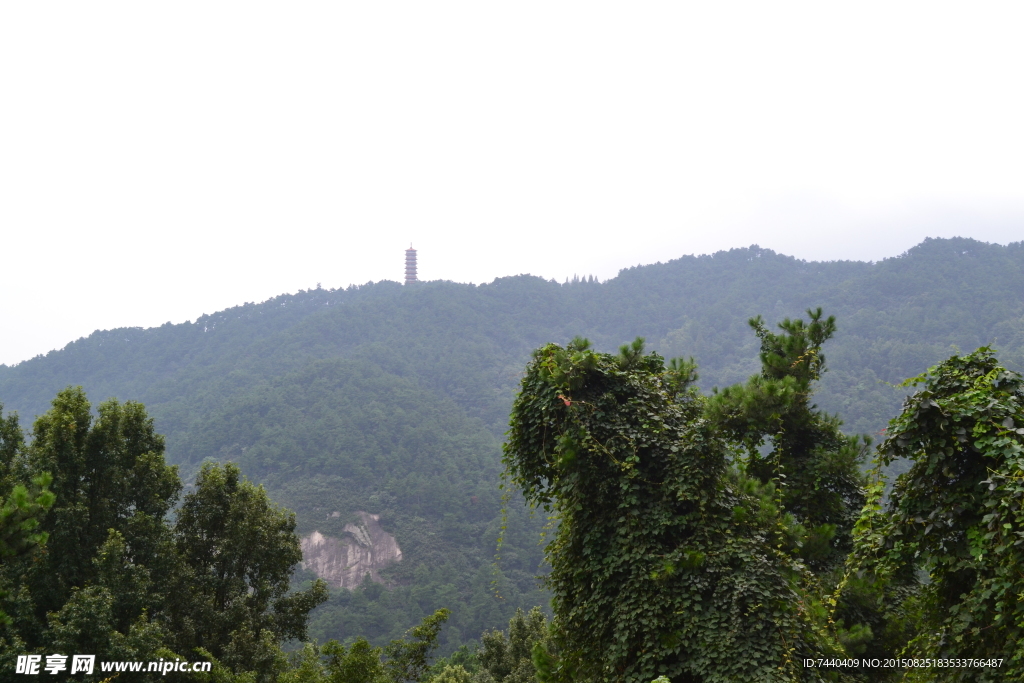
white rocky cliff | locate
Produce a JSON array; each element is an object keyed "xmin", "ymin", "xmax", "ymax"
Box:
[{"xmin": 300, "ymin": 512, "xmax": 402, "ymax": 589}]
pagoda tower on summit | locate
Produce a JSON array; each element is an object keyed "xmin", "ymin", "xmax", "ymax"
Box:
[{"xmin": 404, "ymin": 245, "xmax": 418, "ymax": 284}]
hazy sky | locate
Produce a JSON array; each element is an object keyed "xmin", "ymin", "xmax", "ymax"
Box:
[{"xmin": 2, "ymin": 2, "xmax": 1022, "ymax": 366}]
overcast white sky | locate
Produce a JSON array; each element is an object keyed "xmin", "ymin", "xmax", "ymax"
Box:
[{"xmin": 2, "ymin": 2, "xmax": 1022, "ymax": 366}]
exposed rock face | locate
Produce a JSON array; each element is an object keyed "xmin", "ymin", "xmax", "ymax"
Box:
[{"xmin": 300, "ymin": 512, "xmax": 402, "ymax": 589}]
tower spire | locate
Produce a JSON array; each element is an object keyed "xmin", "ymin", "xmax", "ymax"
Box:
[{"xmin": 405, "ymin": 245, "xmax": 418, "ymax": 284}]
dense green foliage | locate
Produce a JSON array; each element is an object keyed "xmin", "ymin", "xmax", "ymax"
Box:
[
  {"xmin": 0, "ymin": 390, "xmax": 328, "ymax": 681},
  {"xmin": 505, "ymin": 337, "xmax": 840, "ymax": 682},
  {"xmin": 503, "ymin": 325, "xmax": 1022, "ymax": 681},
  {"xmin": 0, "ymin": 403, "xmax": 54, "ymax": 629},
  {"xmin": 475, "ymin": 607, "xmax": 549, "ymax": 683},
  {"xmin": 273, "ymin": 608, "xmax": 451, "ymax": 683},
  {"xmin": 1, "ymin": 237, "xmax": 1023, "ymax": 653},
  {"xmin": 848, "ymin": 349, "xmax": 1024, "ymax": 680},
  {"xmin": 423, "ymin": 607, "xmax": 550, "ymax": 683},
  {"xmin": 0, "ymin": 404, "xmax": 52, "ymax": 564},
  {"xmin": 26, "ymin": 389, "xmax": 181, "ymax": 621},
  {"xmin": 0, "ymin": 390, "xmax": 488, "ymax": 682}
]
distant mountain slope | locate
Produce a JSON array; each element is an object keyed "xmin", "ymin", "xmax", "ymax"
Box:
[{"xmin": 2, "ymin": 236, "xmax": 1022, "ymax": 650}]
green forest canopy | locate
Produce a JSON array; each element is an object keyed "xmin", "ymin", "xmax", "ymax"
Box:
[
  {"xmin": 1, "ymin": 237, "xmax": 1023, "ymax": 655},
  {"xmin": 503, "ymin": 335, "xmax": 1023, "ymax": 681}
]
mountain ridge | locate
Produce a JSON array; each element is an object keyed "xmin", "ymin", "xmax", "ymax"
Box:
[{"xmin": 3, "ymin": 236, "xmax": 1023, "ymax": 651}]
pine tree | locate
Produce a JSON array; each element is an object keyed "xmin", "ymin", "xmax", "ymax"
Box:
[{"xmin": 706, "ymin": 309, "xmax": 869, "ymax": 572}]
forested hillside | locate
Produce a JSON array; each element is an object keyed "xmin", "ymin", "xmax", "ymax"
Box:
[{"xmin": 1, "ymin": 236, "xmax": 1022, "ymax": 653}]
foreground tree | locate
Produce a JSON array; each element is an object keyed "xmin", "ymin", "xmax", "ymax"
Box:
[
  {"xmin": 0, "ymin": 403, "xmax": 53, "ymax": 575},
  {"xmin": 0, "ymin": 404, "xmax": 54, "ymax": 669},
  {"xmin": 850, "ymin": 348, "xmax": 1024, "ymax": 681},
  {"xmin": 473, "ymin": 607, "xmax": 549, "ymax": 683},
  {"xmin": 706, "ymin": 309, "xmax": 869, "ymax": 573},
  {"xmin": 504, "ymin": 337, "xmax": 838, "ymax": 683},
  {"xmin": 1, "ymin": 388, "xmax": 181, "ymax": 661},
  {"xmin": 170, "ymin": 462, "xmax": 328, "ymax": 679},
  {"xmin": 705, "ymin": 312, "xmax": 887, "ymax": 665},
  {"xmin": 0, "ymin": 388, "xmax": 328, "ymax": 682}
]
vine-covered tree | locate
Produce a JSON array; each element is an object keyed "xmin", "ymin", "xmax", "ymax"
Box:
[
  {"xmin": 504, "ymin": 337, "xmax": 838, "ymax": 683},
  {"xmin": 850, "ymin": 348, "xmax": 1024, "ymax": 680}
]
